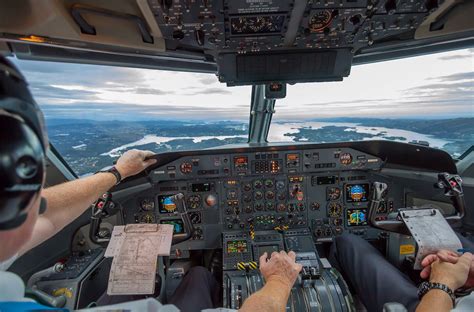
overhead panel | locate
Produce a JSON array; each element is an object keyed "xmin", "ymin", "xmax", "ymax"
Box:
[{"xmin": 148, "ymin": 0, "xmax": 450, "ymax": 85}]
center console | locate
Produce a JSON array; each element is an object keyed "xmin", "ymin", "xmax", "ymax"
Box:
[{"xmin": 222, "ymin": 228, "xmax": 353, "ymax": 311}]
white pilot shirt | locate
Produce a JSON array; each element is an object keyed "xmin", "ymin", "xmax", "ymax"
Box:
[{"xmin": 0, "ymin": 256, "xmax": 235, "ymax": 312}]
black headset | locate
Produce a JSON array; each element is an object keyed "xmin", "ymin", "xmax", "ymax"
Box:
[{"xmin": 0, "ymin": 56, "xmax": 49, "ymax": 230}]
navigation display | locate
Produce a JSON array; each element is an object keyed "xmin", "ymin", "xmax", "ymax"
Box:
[
  {"xmin": 345, "ymin": 183, "xmax": 370, "ymax": 202},
  {"xmin": 346, "ymin": 209, "xmax": 368, "ymax": 227},
  {"xmin": 227, "ymin": 240, "xmax": 248, "ymax": 254},
  {"xmin": 160, "ymin": 219, "xmax": 184, "ymax": 234}
]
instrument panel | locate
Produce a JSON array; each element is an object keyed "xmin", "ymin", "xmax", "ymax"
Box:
[{"xmin": 119, "ymin": 144, "xmax": 403, "ymax": 249}]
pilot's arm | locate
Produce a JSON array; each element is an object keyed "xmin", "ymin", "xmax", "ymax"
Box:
[
  {"xmin": 19, "ymin": 149, "xmax": 156, "ymax": 254},
  {"xmin": 240, "ymin": 250, "xmax": 302, "ymax": 312}
]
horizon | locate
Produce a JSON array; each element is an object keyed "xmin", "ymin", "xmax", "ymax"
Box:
[{"xmin": 44, "ymin": 116, "xmax": 474, "ymax": 123}]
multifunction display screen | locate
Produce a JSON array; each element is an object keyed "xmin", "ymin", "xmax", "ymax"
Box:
[
  {"xmin": 227, "ymin": 240, "xmax": 248, "ymax": 254},
  {"xmin": 345, "ymin": 183, "xmax": 370, "ymax": 202},
  {"xmin": 346, "ymin": 209, "xmax": 368, "ymax": 227}
]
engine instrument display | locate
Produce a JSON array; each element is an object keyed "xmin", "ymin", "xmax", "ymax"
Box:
[
  {"xmin": 230, "ymin": 15, "xmax": 285, "ymax": 35},
  {"xmin": 227, "ymin": 240, "xmax": 248, "ymax": 254},
  {"xmin": 345, "ymin": 183, "xmax": 370, "ymax": 202},
  {"xmin": 158, "ymin": 195, "xmax": 176, "ymax": 213},
  {"xmin": 160, "ymin": 219, "xmax": 185, "ymax": 234},
  {"xmin": 234, "ymin": 156, "xmax": 249, "ymax": 172},
  {"xmin": 346, "ymin": 209, "xmax": 368, "ymax": 227}
]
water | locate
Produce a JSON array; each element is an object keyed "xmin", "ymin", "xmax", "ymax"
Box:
[{"xmin": 102, "ymin": 122, "xmax": 451, "ymax": 157}]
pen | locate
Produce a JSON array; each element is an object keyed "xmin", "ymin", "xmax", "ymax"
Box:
[{"xmin": 457, "ymin": 248, "xmax": 471, "ymax": 254}]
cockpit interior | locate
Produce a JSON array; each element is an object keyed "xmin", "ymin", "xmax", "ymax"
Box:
[{"xmin": 1, "ymin": 0, "xmax": 473, "ymax": 311}]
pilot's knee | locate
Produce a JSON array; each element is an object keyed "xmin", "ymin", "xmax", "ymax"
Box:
[
  {"xmin": 335, "ymin": 232, "xmax": 361, "ymax": 247},
  {"xmin": 187, "ymin": 266, "xmax": 211, "ymax": 279}
]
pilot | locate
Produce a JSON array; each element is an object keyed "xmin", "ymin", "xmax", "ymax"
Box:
[
  {"xmin": 330, "ymin": 233, "xmax": 474, "ymax": 312},
  {"xmin": 0, "ymin": 56, "xmax": 303, "ymax": 312}
]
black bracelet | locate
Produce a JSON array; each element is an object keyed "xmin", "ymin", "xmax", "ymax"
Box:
[{"xmin": 418, "ymin": 281, "xmax": 456, "ymax": 306}]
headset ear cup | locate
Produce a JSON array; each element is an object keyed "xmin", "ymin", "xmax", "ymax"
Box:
[{"xmin": 0, "ymin": 114, "xmax": 44, "ymax": 228}]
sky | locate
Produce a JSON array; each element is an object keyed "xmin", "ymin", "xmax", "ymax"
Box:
[{"xmin": 11, "ymin": 48, "xmax": 473, "ymax": 121}]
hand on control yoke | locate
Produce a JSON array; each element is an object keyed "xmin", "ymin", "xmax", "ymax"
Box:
[
  {"xmin": 115, "ymin": 149, "xmax": 157, "ymax": 179},
  {"xmin": 259, "ymin": 250, "xmax": 303, "ymax": 290}
]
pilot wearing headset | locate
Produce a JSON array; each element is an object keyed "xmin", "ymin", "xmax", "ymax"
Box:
[
  {"xmin": 0, "ymin": 56, "xmax": 304, "ymax": 312},
  {"xmin": 2, "ymin": 55, "xmax": 473, "ymax": 312}
]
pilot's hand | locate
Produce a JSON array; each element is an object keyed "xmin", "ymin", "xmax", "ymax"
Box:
[
  {"xmin": 259, "ymin": 251, "xmax": 302, "ymax": 290},
  {"xmin": 424, "ymin": 252, "xmax": 472, "ymax": 291},
  {"xmin": 115, "ymin": 149, "xmax": 157, "ymax": 179},
  {"xmin": 421, "ymin": 250, "xmax": 474, "ymax": 288}
]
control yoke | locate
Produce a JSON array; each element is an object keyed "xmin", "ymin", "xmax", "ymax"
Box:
[
  {"xmin": 169, "ymin": 193, "xmax": 195, "ymax": 245},
  {"xmin": 368, "ymin": 173, "xmax": 465, "ymax": 235},
  {"xmin": 89, "ymin": 192, "xmax": 195, "ymax": 245}
]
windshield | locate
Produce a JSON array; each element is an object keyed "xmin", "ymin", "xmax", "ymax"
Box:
[{"xmin": 12, "ymin": 48, "xmax": 473, "ymax": 176}]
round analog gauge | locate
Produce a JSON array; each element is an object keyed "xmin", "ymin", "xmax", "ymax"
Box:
[
  {"xmin": 311, "ymin": 202, "xmax": 321, "ymax": 211},
  {"xmin": 189, "ymin": 212, "xmax": 202, "ymax": 224},
  {"xmin": 264, "ymin": 179, "xmax": 274, "ymax": 188},
  {"xmin": 187, "ymin": 194, "xmax": 201, "ymax": 209},
  {"xmin": 340, "ymin": 153, "xmax": 353, "ymax": 165},
  {"xmin": 253, "ymin": 179, "xmax": 263, "ymax": 189},
  {"xmin": 243, "ymin": 183, "xmax": 252, "ymax": 192},
  {"xmin": 140, "ymin": 213, "xmax": 155, "ymax": 223},
  {"xmin": 140, "ymin": 198, "xmax": 155, "ymax": 211},
  {"xmin": 180, "ymin": 162, "xmax": 193, "ymax": 174},
  {"xmin": 328, "ymin": 202, "xmax": 343, "ymax": 218},
  {"xmin": 326, "ymin": 187, "xmax": 341, "ymax": 201},
  {"xmin": 333, "ymin": 218, "xmax": 343, "ymax": 226},
  {"xmin": 309, "ymin": 10, "xmax": 333, "ymax": 32}
]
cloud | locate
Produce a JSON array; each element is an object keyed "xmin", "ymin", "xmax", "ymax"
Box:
[
  {"xmin": 430, "ymin": 71, "xmax": 474, "ymax": 82},
  {"xmin": 132, "ymin": 87, "xmax": 174, "ymax": 95},
  {"xmin": 438, "ymin": 54, "xmax": 473, "ymax": 61},
  {"xmin": 198, "ymin": 76, "xmax": 219, "ymax": 85},
  {"xmin": 30, "ymin": 83, "xmax": 99, "ymax": 100},
  {"xmin": 185, "ymin": 87, "xmax": 232, "ymax": 95}
]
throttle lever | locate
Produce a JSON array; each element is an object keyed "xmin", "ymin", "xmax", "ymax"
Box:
[{"xmin": 170, "ymin": 193, "xmax": 195, "ymax": 245}]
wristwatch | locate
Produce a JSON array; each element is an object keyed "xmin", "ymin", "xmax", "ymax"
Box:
[
  {"xmin": 96, "ymin": 166, "xmax": 122, "ymax": 185},
  {"xmin": 418, "ymin": 281, "xmax": 456, "ymax": 305}
]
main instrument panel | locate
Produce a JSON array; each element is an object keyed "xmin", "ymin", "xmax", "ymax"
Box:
[{"xmin": 118, "ymin": 143, "xmax": 406, "ymax": 249}]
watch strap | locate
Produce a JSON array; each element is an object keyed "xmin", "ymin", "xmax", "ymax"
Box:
[
  {"xmin": 418, "ymin": 281, "xmax": 456, "ymax": 305},
  {"xmin": 96, "ymin": 166, "xmax": 122, "ymax": 185}
]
